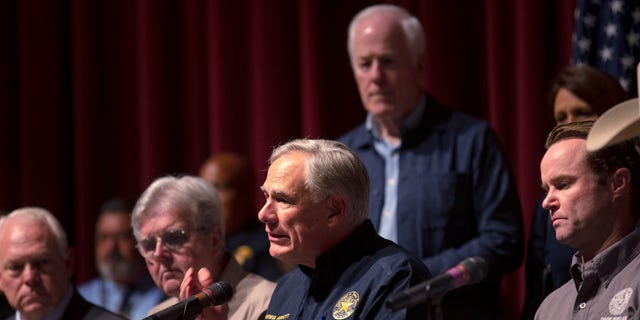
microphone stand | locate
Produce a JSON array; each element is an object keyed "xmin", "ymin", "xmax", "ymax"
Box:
[
  {"xmin": 142, "ymin": 296, "xmax": 204, "ymax": 320},
  {"xmin": 427, "ymin": 294, "xmax": 443, "ymax": 320}
]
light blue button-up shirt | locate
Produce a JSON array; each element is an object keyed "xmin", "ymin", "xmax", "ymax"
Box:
[
  {"xmin": 365, "ymin": 96, "xmax": 426, "ymax": 243},
  {"xmin": 78, "ymin": 276, "xmax": 165, "ymax": 320}
]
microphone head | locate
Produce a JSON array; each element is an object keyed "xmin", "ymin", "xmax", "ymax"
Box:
[
  {"xmin": 202, "ymin": 281, "xmax": 234, "ymax": 306},
  {"xmin": 459, "ymin": 256, "xmax": 488, "ymax": 285}
]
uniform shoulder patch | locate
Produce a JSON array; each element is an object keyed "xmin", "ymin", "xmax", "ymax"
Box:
[{"xmin": 332, "ymin": 291, "xmax": 359, "ymax": 319}]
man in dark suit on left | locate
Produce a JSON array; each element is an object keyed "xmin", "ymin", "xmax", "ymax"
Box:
[
  {"xmin": 0, "ymin": 207, "xmax": 125, "ymax": 320},
  {"xmin": 0, "ymin": 293, "xmax": 12, "ymax": 318}
]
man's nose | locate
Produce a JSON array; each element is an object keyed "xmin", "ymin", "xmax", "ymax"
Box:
[
  {"xmin": 258, "ymin": 200, "xmax": 276, "ymax": 225},
  {"xmin": 370, "ymin": 61, "xmax": 384, "ymax": 81},
  {"xmin": 541, "ymin": 191, "xmax": 558, "ymax": 216},
  {"xmin": 23, "ymin": 264, "xmax": 42, "ymax": 286}
]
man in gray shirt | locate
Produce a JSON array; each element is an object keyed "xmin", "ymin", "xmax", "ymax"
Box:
[{"xmin": 535, "ymin": 120, "xmax": 640, "ymax": 319}]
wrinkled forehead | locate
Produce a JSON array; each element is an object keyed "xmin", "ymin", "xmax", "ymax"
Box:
[
  {"xmin": 541, "ymin": 139, "xmax": 588, "ymax": 177},
  {"xmin": 0, "ymin": 220, "xmax": 62, "ymax": 260},
  {"xmin": 353, "ymin": 15, "xmax": 407, "ymax": 46},
  {"xmin": 137, "ymin": 205, "xmax": 192, "ymax": 236}
]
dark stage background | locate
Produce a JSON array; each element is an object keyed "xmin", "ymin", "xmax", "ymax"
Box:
[{"xmin": 0, "ymin": 1, "xmax": 578, "ymax": 318}]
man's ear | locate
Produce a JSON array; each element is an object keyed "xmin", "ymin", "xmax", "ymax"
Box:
[
  {"xmin": 611, "ymin": 167, "xmax": 631, "ymax": 197},
  {"xmin": 327, "ymin": 194, "xmax": 347, "ymax": 227}
]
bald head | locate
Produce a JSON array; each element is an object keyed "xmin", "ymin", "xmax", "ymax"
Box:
[
  {"xmin": 0, "ymin": 208, "xmax": 74, "ymax": 318},
  {"xmin": 199, "ymin": 152, "xmax": 257, "ymax": 234}
]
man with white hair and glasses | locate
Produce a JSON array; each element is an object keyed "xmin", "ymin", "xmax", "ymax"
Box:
[{"xmin": 131, "ymin": 175, "xmax": 275, "ymax": 320}]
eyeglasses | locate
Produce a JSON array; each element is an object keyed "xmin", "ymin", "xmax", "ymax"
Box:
[{"xmin": 136, "ymin": 229, "xmax": 191, "ymax": 259}]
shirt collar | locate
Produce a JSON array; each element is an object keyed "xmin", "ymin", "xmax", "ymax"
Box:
[
  {"xmin": 365, "ymin": 95, "xmax": 426, "ymax": 139},
  {"xmin": 570, "ymin": 226, "xmax": 640, "ymax": 290},
  {"xmin": 299, "ymin": 220, "xmax": 392, "ymax": 300}
]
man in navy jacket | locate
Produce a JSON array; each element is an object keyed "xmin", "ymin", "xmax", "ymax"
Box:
[{"xmin": 259, "ymin": 139, "xmax": 432, "ymax": 319}]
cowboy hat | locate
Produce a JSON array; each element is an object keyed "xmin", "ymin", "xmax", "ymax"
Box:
[{"xmin": 586, "ymin": 63, "xmax": 640, "ymax": 151}]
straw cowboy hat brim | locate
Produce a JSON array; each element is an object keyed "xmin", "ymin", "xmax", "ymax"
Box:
[
  {"xmin": 586, "ymin": 98, "xmax": 640, "ymax": 151},
  {"xmin": 586, "ymin": 62, "xmax": 640, "ymax": 151}
]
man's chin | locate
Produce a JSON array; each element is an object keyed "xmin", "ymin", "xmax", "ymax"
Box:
[
  {"xmin": 555, "ymin": 232, "xmax": 573, "ymax": 245},
  {"xmin": 366, "ymin": 105, "xmax": 400, "ymax": 120},
  {"xmin": 269, "ymin": 248, "xmax": 295, "ymax": 266},
  {"xmin": 161, "ymin": 277, "xmax": 183, "ymax": 297},
  {"xmin": 162, "ymin": 284, "xmax": 180, "ymax": 297},
  {"xmin": 19, "ymin": 298, "xmax": 51, "ymax": 314}
]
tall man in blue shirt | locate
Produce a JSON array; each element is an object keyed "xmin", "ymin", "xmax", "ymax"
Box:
[{"xmin": 338, "ymin": 4, "xmax": 524, "ymax": 319}]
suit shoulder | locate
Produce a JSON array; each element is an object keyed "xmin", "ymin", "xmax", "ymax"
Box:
[
  {"xmin": 446, "ymin": 110, "xmax": 492, "ymax": 134},
  {"xmin": 337, "ymin": 123, "xmax": 367, "ymax": 145}
]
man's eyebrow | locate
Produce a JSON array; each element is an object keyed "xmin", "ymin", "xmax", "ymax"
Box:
[
  {"xmin": 260, "ymin": 186, "xmax": 285, "ymax": 196},
  {"xmin": 542, "ymin": 174, "xmax": 576, "ymax": 189},
  {"xmin": 549, "ymin": 174, "xmax": 574, "ymax": 183},
  {"xmin": 271, "ymin": 190, "xmax": 289, "ymax": 198}
]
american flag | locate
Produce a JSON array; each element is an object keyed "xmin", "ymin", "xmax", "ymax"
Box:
[{"xmin": 572, "ymin": 0, "xmax": 640, "ymax": 96}]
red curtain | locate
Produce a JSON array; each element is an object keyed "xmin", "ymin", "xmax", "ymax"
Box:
[{"xmin": 0, "ymin": 0, "xmax": 576, "ymax": 318}]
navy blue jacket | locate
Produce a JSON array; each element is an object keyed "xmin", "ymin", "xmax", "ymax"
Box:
[
  {"xmin": 264, "ymin": 220, "xmax": 432, "ymax": 320},
  {"xmin": 338, "ymin": 95, "xmax": 524, "ymax": 319},
  {"xmin": 4, "ymin": 289, "xmax": 125, "ymax": 320},
  {"xmin": 0, "ymin": 295, "xmax": 12, "ymax": 319}
]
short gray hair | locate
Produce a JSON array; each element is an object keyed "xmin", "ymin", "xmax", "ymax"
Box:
[
  {"xmin": 0, "ymin": 207, "xmax": 68, "ymax": 257},
  {"xmin": 131, "ymin": 175, "xmax": 224, "ymax": 240},
  {"xmin": 347, "ymin": 4, "xmax": 426, "ymax": 65},
  {"xmin": 270, "ymin": 139, "xmax": 370, "ymax": 226}
]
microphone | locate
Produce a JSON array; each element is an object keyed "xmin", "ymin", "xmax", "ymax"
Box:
[
  {"xmin": 386, "ymin": 256, "xmax": 488, "ymax": 311},
  {"xmin": 143, "ymin": 281, "xmax": 234, "ymax": 320}
]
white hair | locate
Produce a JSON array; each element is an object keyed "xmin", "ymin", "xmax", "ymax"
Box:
[
  {"xmin": 270, "ymin": 139, "xmax": 370, "ymax": 226},
  {"xmin": 0, "ymin": 207, "xmax": 69, "ymax": 257},
  {"xmin": 131, "ymin": 175, "xmax": 225, "ymax": 241},
  {"xmin": 347, "ymin": 4, "xmax": 426, "ymax": 65}
]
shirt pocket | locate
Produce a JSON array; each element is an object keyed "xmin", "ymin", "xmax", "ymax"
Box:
[{"xmin": 418, "ymin": 172, "xmax": 474, "ymax": 255}]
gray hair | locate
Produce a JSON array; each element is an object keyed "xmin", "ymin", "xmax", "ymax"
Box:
[
  {"xmin": 347, "ymin": 4, "xmax": 426, "ymax": 65},
  {"xmin": 269, "ymin": 139, "xmax": 370, "ymax": 226},
  {"xmin": 0, "ymin": 207, "xmax": 69, "ymax": 257},
  {"xmin": 131, "ymin": 175, "xmax": 224, "ymax": 240}
]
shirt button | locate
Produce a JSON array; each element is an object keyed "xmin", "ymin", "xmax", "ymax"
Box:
[
  {"xmin": 578, "ymin": 302, "xmax": 586, "ymax": 309},
  {"xmin": 388, "ymin": 178, "xmax": 396, "ymax": 186},
  {"xmin": 383, "ymin": 210, "xmax": 392, "ymax": 217}
]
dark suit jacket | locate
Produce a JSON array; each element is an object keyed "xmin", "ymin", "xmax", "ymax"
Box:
[
  {"xmin": 4, "ymin": 288, "xmax": 125, "ymax": 320},
  {"xmin": 0, "ymin": 295, "xmax": 12, "ymax": 319}
]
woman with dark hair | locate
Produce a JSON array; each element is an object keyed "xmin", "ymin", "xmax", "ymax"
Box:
[{"xmin": 548, "ymin": 66, "xmax": 628, "ymax": 125}]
